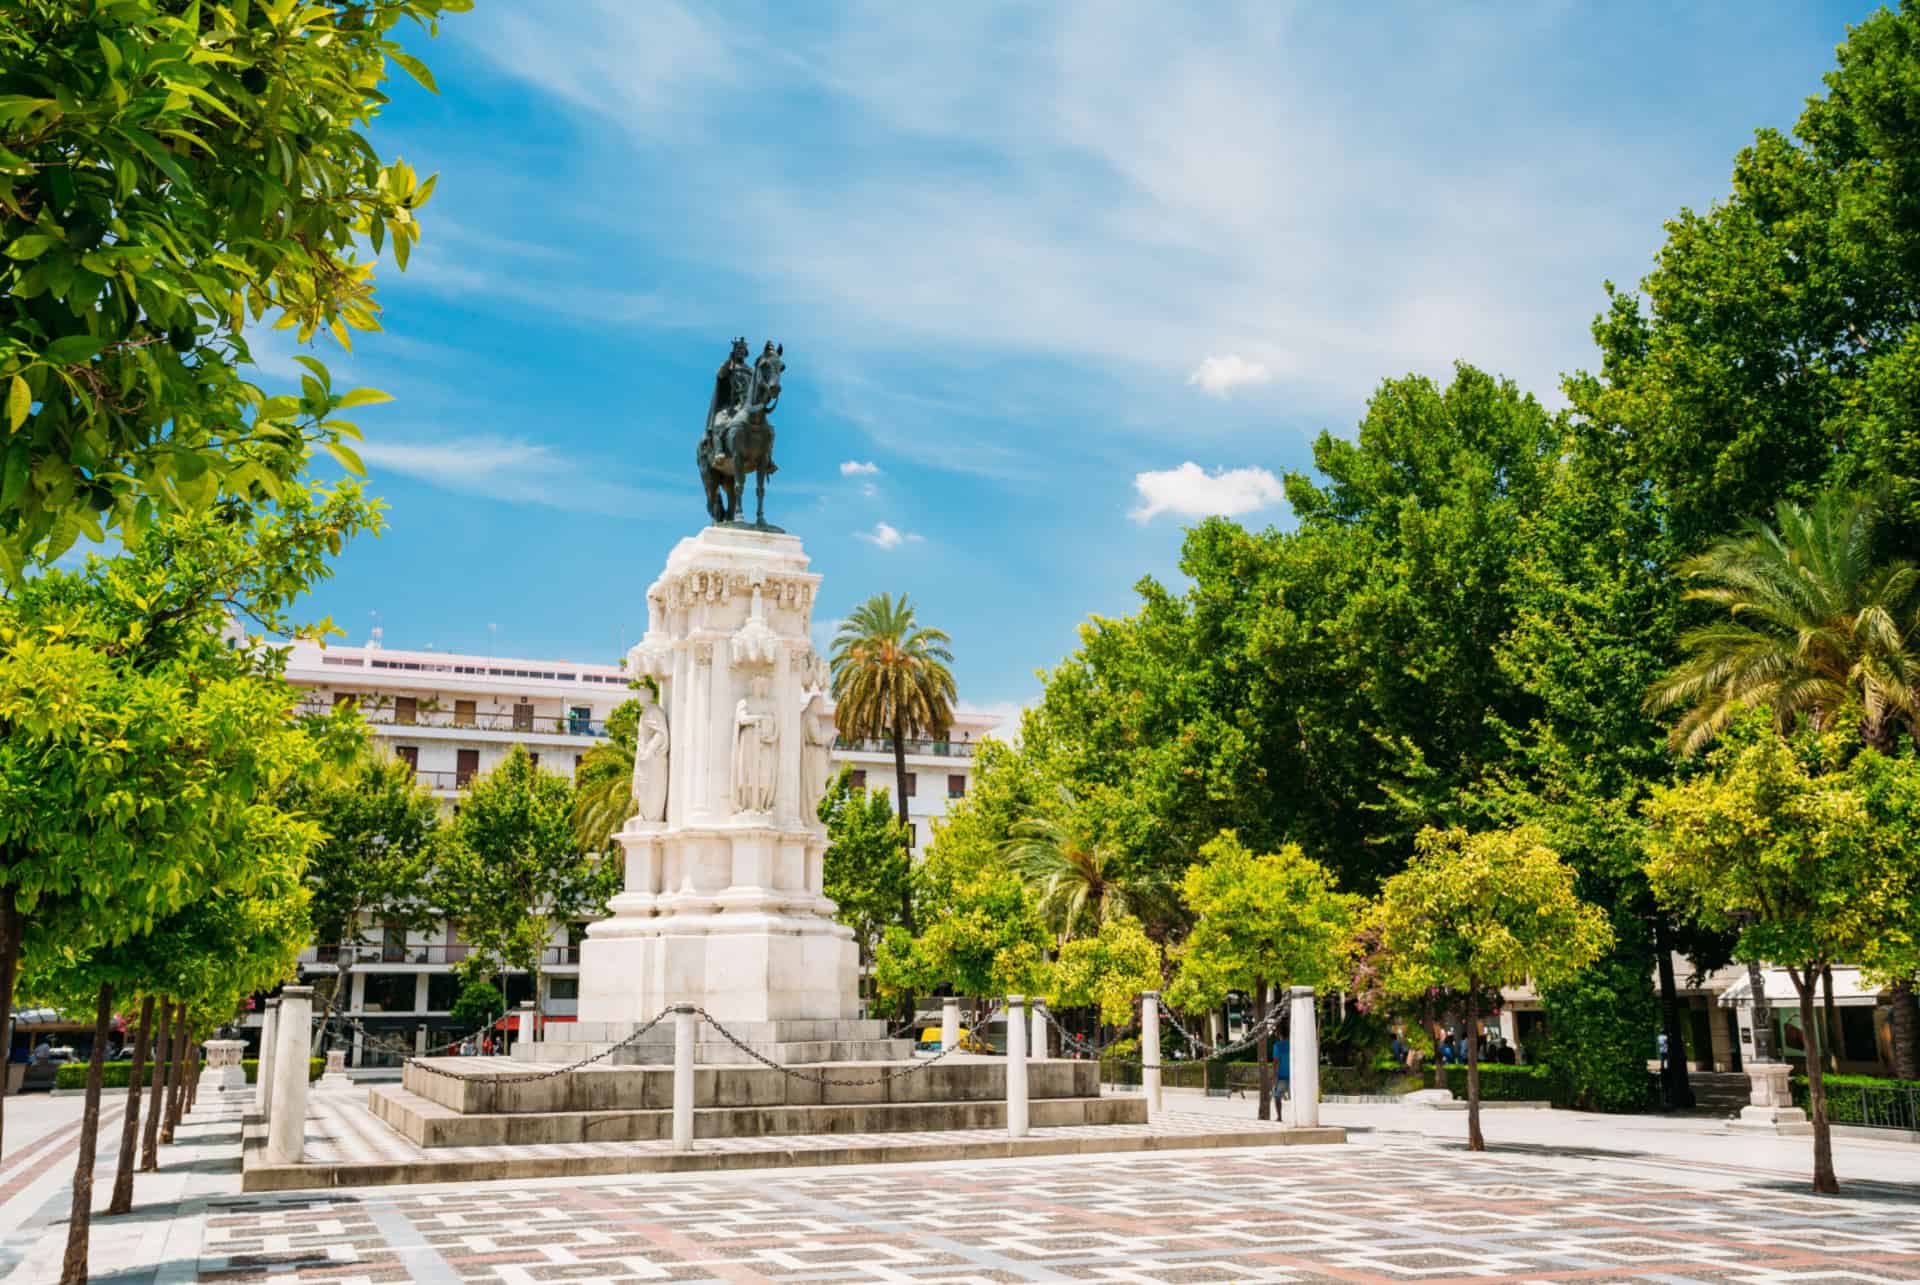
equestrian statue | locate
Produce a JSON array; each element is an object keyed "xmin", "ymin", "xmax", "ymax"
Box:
[{"xmin": 697, "ymin": 337, "xmax": 785, "ymax": 528}]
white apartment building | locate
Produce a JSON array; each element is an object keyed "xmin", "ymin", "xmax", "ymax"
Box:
[{"xmin": 277, "ymin": 636, "xmax": 1001, "ymax": 1058}]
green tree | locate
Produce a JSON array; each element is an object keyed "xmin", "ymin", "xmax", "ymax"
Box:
[
  {"xmin": 21, "ymin": 770, "xmax": 312, "ymax": 1281},
  {"xmin": 0, "ymin": 486, "xmax": 373, "ymax": 1164},
  {"xmin": 1169, "ymin": 832, "xmax": 1362, "ymax": 1119},
  {"xmin": 872, "ymin": 837, "xmax": 1051, "ymax": 1025},
  {"xmin": 1644, "ymin": 714, "xmax": 1920, "ymax": 1195},
  {"xmin": 283, "ymin": 742, "xmax": 439, "ymax": 1039},
  {"xmin": 1004, "ymin": 786, "xmax": 1167, "ymax": 942},
  {"xmin": 448, "ymin": 977, "xmax": 502, "ymax": 1037},
  {"xmin": 818, "ymin": 768, "xmax": 909, "ymax": 996},
  {"xmin": 1052, "ymin": 915, "xmax": 1163, "ymax": 1027},
  {"xmin": 0, "ymin": 0, "xmax": 466, "ymax": 574},
  {"xmin": 438, "ymin": 745, "xmax": 615, "ymax": 1025},
  {"xmin": 1568, "ymin": 4, "xmax": 1920, "ymax": 552},
  {"xmin": 1374, "ymin": 826, "xmax": 1612, "ymax": 1151},
  {"xmin": 571, "ymin": 696, "xmax": 641, "ymax": 857},
  {"xmin": 830, "ymin": 591, "xmax": 956, "ymax": 927},
  {"xmin": 1648, "ymin": 491, "xmax": 1917, "ymax": 755}
]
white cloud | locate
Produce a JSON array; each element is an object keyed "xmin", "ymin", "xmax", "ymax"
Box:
[
  {"xmin": 1187, "ymin": 354, "xmax": 1274, "ymax": 398},
  {"xmin": 854, "ymin": 521, "xmax": 923, "ymax": 549},
  {"xmin": 1129, "ymin": 462, "xmax": 1286, "ymax": 524},
  {"xmin": 356, "ymin": 434, "xmax": 668, "ymax": 516},
  {"xmin": 839, "ymin": 460, "xmax": 881, "ymax": 476}
]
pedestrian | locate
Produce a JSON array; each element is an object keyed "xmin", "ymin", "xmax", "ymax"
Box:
[
  {"xmin": 1439, "ymin": 1034, "xmax": 1457, "ymax": 1065},
  {"xmin": 1390, "ymin": 1033, "xmax": 1407, "ymax": 1067},
  {"xmin": 1272, "ymin": 1028, "xmax": 1291, "ymax": 1121}
]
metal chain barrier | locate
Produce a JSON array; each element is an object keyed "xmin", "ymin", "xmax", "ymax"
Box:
[
  {"xmin": 402, "ymin": 1005, "xmax": 676, "ymax": 1084},
  {"xmin": 695, "ymin": 1003, "xmax": 1005, "ymax": 1087},
  {"xmin": 1039, "ymin": 1004, "xmax": 1137, "ymax": 1060},
  {"xmin": 1156, "ymin": 1003, "xmax": 1280, "ymax": 1061}
]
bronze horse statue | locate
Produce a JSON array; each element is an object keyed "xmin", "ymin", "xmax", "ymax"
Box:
[{"xmin": 698, "ymin": 341, "xmax": 783, "ymax": 526}]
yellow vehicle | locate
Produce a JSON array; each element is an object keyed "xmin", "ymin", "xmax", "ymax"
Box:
[{"xmin": 915, "ymin": 1025, "xmax": 990, "ymax": 1053}]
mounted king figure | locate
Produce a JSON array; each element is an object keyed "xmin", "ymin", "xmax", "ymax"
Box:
[{"xmin": 697, "ymin": 336, "xmax": 784, "ymax": 529}]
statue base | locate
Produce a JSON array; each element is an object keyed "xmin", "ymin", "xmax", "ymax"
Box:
[{"xmin": 577, "ymin": 525, "xmax": 857, "ymax": 1031}]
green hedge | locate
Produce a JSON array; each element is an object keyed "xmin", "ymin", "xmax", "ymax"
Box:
[
  {"xmin": 54, "ymin": 1056, "xmax": 323, "ymax": 1091},
  {"xmin": 1321, "ymin": 1065, "xmax": 1424, "ymax": 1096},
  {"xmin": 1444, "ymin": 1064, "xmax": 1555, "ymax": 1102},
  {"xmin": 1791, "ymin": 1074, "xmax": 1920, "ymax": 1131}
]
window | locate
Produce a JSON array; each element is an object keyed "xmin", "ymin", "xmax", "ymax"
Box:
[
  {"xmin": 393, "ymin": 695, "xmax": 418, "ymax": 725},
  {"xmin": 850, "ymin": 769, "xmax": 867, "ymax": 790},
  {"xmin": 361, "ymin": 974, "xmax": 417, "ymax": 1014},
  {"xmin": 512, "ymin": 702, "xmax": 535, "ymax": 732},
  {"xmin": 548, "ymin": 977, "xmax": 580, "ymax": 1001},
  {"xmin": 902, "ymin": 772, "xmax": 917, "ymax": 798},
  {"xmin": 381, "ymin": 922, "xmax": 408, "ymax": 963},
  {"xmin": 504, "ymin": 974, "xmax": 535, "ymax": 1007},
  {"xmin": 427, "ymin": 973, "xmax": 460, "ymax": 1012},
  {"xmin": 454, "ymin": 699, "xmax": 476, "ymax": 728},
  {"xmin": 568, "ymin": 705, "xmax": 593, "ymax": 735},
  {"xmin": 316, "ymin": 943, "xmax": 340, "ymax": 964},
  {"xmin": 948, "ymin": 773, "xmax": 966, "ymax": 799},
  {"xmin": 395, "ymin": 745, "xmax": 419, "ymax": 771},
  {"xmin": 456, "ymin": 748, "xmax": 479, "ymax": 787}
]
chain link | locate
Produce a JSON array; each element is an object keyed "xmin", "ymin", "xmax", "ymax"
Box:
[
  {"xmin": 1154, "ymin": 1003, "xmax": 1281, "ymax": 1060},
  {"xmin": 694, "ymin": 1004, "xmax": 1005, "ymax": 1086},
  {"xmin": 402, "ymin": 1006, "xmax": 676, "ymax": 1084},
  {"xmin": 1038, "ymin": 1003, "xmax": 1135, "ymax": 1059}
]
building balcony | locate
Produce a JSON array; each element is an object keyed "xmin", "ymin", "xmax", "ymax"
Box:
[
  {"xmin": 297, "ymin": 700, "xmax": 608, "ymax": 739},
  {"xmin": 833, "ymin": 736, "xmax": 976, "ymax": 758},
  {"xmin": 310, "ymin": 944, "xmax": 582, "ymax": 967}
]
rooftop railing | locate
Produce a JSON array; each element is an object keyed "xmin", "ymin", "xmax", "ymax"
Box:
[
  {"xmin": 311, "ymin": 944, "xmax": 582, "ymax": 966},
  {"xmin": 834, "ymin": 736, "xmax": 977, "ymax": 758}
]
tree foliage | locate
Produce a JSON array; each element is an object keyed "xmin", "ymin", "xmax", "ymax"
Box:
[
  {"xmin": 0, "ymin": 0, "xmax": 467, "ymax": 573},
  {"xmin": 1052, "ymin": 915, "xmax": 1163, "ymax": 1027},
  {"xmin": 872, "ymin": 835, "xmax": 1050, "ymax": 1005},
  {"xmin": 819, "ymin": 767, "xmax": 909, "ymax": 972}
]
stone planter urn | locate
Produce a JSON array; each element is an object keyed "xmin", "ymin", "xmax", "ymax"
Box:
[
  {"xmin": 317, "ymin": 1046, "xmax": 355, "ymax": 1092},
  {"xmin": 1729, "ymin": 1061, "xmax": 1812, "ymax": 1135},
  {"xmin": 196, "ymin": 1039, "xmax": 248, "ymax": 1098}
]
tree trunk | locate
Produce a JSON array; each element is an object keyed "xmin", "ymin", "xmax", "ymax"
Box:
[
  {"xmin": 1746, "ymin": 961, "xmax": 1774, "ymax": 1062},
  {"xmin": 1254, "ymin": 979, "xmax": 1271, "ymax": 1122},
  {"xmin": 140, "ymin": 999, "xmax": 170, "ymax": 1171},
  {"xmin": 1792, "ymin": 970, "xmax": 1839, "ymax": 1195},
  {"xmin": 60, "ymin": 982, "xmax": 113, "ymax": 1284},
  {"xmin": 1653, "ymin": 914, "xmax": 1695, "ymax": 1109},
  {"xmin": 0, "ymin": 883, "xmax": 20, "ymax": 1162},
  {"xmin": 1465, "ymin": 977, "xmax": 1484, "ymax": 1152},
  {"xmin": 1821, "ymin": 965, "xmax": 1841, "ymax": 1073},
  {"xmin": 889, "ymin": 721, "xmax": 916, "ymax": 1027},
  {"xmin": 1890, "ymin": 977, "xmax": 1920, "ymax": 1080},
  {"xmin": 1425, "ymin": 994, "xmax": 1445, "ymax": 1090},
  {"xmin": 107, "ymin": 995, "xmax": 154, "ymax": 1216},
  {"xmin": 161, "ymin": 1003, "xmax": 187, "ymax": 1143}
]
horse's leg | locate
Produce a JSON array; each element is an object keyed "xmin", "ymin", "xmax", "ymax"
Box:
[{"xmin": 755, "ymin": 468, "xmax": 767, "ymax": 525}]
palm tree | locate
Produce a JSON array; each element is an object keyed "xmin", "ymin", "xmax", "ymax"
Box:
[
  {"xmin": 1648, "ymin": 488, "xmax": 1920, "ymax": 1078},
  {"xmin": 830, "ymin": 592, "xmax": 956, "ymax": 936},
  {"xmin": 1647, "ymin": 490, "xmax": 1919, "ymax": 755},
  {"xmin": 1003, "ymin": 787, "xmax": 1162, "ymax": 941},
  {"xmin": 572, "ymin": 698, "xmax": 640, "ymax": 856}
]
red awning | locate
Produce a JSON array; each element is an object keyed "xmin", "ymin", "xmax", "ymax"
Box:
[{"xmin": 490, "ymin": 1014, "xmax": 578, "ymax": 1032}]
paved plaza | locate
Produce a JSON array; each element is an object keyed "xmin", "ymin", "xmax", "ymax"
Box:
[{"xmin": 0, "ymin": 1089, "xmax": 1915, "ymax": 1282}]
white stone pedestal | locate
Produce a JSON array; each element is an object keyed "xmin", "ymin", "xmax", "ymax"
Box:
[
  {"xmin": 196, "ymin": 1039, "xmax": 249, "ymax": 1103},
  {"xmin": 316, "ymin": 1047, "xmax": 354, "ymax": 1092},
  {"xmin": 575, "ymin": 526, "xmax": 865, "ymax": 1052},
  {"xmin": 1289, "ymin": 986, "xmax": 1320, "ymax": 1127},
  {"xmin": 1730, "ymin": 1061, "xmax": 1813, "ymax": 1135},
  {"xmin": 267, "ymin": 986, "xmax": 313, "ymax": 1164}
]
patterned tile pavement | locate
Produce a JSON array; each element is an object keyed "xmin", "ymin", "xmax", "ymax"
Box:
[{"xmin": 195, "ymin": 1139, "xmax": 1920, "ymax": 1283}]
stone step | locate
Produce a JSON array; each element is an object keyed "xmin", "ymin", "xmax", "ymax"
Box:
[
  {"xmin": 515, "ymin": 1037, "xmax": 913, "ymax": 1067},
  {"xmin": 402, "ymin": 1055, "xmax": 1105, "ymax": 1117},
  {"xmin": 369, "ymin": 1083, "xmax": 1147, "ymax": 1147}
]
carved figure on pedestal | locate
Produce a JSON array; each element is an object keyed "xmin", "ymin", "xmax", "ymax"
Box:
[
  {"xmin": 630, "ymin": 688, "xmax": 670, "ymax": 823},
  {"xmin": 733, "ymin": 674, "xmax": 779, "ymax": 813},
  {"xmin": 801, "ymin": 690, "xmax": 833, "ymax": 820}
]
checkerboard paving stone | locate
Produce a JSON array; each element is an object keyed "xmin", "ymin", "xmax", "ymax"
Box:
[{"xmin": 194, "ymin": 1139, "xmax": 1920, "ymax": 1283}]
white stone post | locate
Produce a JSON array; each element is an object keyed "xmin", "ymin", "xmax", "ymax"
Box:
[
  {"xmin": 1732, "ymin": 1062, "xmax": 1813, "ymax": 1135},
  {"xmin": 518, "ymin": 1000, "xmax": 537, "ymax": 1051},
  {"xmin": 318, "ymin": 1047, "xmax": 353, "ymax": 1091},
  {"xmin": 254, "ymin": 998, "xmax": 279, "ymax": 1119},
  {"xmin": 941, "ymin": 996, "xmax": 960, "ymax": 1052},
  {"xmin": 350, "ymin": 1028, "xmax": 364, "ymax": 1069},
  {"xmin": 196, "ymin": 1039, "xmax": 248, "ymax": 1107},
  {"xmin": 1030, "ymin": 1000, "xmax": 1047, "ymax": 1061},
  {"xmin": 1289, "ymin": 986, "xmax": 1320, "ymax": 1128},
  {"xmin": 1006, "ymin": 995, "xmax": 1029, "ymax": 1139},
  {"xmin": 267, "ymin": 986, "xmax": 313, "ymax": 1164},
  {"xmin": 415, "ymin": 1025, "xmax": 428, "ymax": 1057},
  {"xmin": 1142, "ymin": 992, "xmax": 1162, "ymax": 1115},
  {"xmin": 671, "ymin": 1003, "xmax": 696, "ymax": 1151}
]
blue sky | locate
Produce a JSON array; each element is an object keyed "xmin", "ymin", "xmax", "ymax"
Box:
[{"xmin": 272, "ymin": 1, "xmax": 1879, "ymax": 719}]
